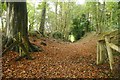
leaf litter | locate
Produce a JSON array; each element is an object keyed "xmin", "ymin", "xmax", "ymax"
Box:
[{"xmin": 2, "ymin": 33, "xmax": 120, "ymax": 78}]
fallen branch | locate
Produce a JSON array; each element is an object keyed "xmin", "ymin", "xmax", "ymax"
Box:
[{"xmin": 108, "ymin": 43, "xmax": 120, "ymax": 53}]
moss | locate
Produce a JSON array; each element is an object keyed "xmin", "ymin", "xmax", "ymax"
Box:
[{"xmin": 98, "ymin": 30, "xmax": 119, "ymax": 42}]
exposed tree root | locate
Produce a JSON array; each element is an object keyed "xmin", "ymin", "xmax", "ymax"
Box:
[{"xmin": 2, "ymin": 34, "xmax": 42, "ymax": 61}]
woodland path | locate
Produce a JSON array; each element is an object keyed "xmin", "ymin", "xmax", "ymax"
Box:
[{"xmin": 2, "ymin": 32, "xmax": 118, "ymax": 78}]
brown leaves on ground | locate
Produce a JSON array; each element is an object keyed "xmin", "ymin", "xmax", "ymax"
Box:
[{"xmin": 2, "ymin": 32, "xmax": 120, "ymax": 78}]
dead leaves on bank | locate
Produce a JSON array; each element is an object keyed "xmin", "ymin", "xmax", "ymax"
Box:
[{"xmin": 2, "ymin": 34, "xmax": 120, "ymax": 78}]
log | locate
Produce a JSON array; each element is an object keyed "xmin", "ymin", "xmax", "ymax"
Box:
[
  {"xmin": 97, "ymin": 42, "xmax": 100, "ymax": 64},
  {"xmin": 108, "ymin": 43, "xmax": 120, "ymax": 53},
  {"xmin": 100, "ymin": 41, "xmax": 107, "ymax": 64},
  {"xmin": 100, "ymin": 42, "xmax": 103, "ymax": 63},
  {"xmin": 105, "ymin": 36, "xmax": 114, "ymax": 70},
  {"xmin": 97, "ymin": 41, "xmax": 107, "ymax": 65},
  {"xmin": 98, "ymin": 30, "xmax": 118, "ymax": 42}
]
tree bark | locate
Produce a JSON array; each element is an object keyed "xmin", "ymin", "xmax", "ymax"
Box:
[{"xmin": 3, "ymin": 2, "xmax": 41, "ymax": 60}]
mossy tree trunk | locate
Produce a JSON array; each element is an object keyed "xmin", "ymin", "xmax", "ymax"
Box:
[{"xmin": 3, "ymin": 2, "xmax": 41, "ymax": 60}]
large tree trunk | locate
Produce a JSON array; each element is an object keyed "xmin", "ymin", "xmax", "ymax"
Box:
[
  {"xmin": 3, "ymin": 2, "xmax": 41, "ymax": 60},
  {"xmin": 39, "ymin": 2, "xmax": 46, "ymax": 36}
]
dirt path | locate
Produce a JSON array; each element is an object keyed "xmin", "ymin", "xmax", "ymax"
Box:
[{"xmin": 2, "ymin": 32, "xmax": 118, "ymax": 78}]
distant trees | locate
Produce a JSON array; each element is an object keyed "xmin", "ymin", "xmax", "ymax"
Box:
[
  {"xmin": 39, "ymin": 2, "xmax": 46, "ymax": 36},
  {"xmin": 2, "ymin": 1, "xmax": 118, "ymax": 43},
  {"xmin": 26, "ymin": 1, "xmax": 118, "ymax": 41},
  {"xmin": 0, "ymin": 2, "xmax": 7, "ymax": 32},
  {"xmin": 55, "ymin": 2, "xmax": 58, "ymax": 31},
  {"xmin": 69, "ymin": 14, "xmax": 90, "ymax": 41},
  {"xmin": 27, "ymin": 2, "xmax": 36, "ymax": 32}
]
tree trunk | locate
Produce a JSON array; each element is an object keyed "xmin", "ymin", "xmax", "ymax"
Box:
[
  {"xmin": 55, "ymin": 2, "xmax": 58, "ymax": 31},
  {"xmin": 3, "ymin": 2, "xmax": 41, "ymax": 60},
  {"xmin": 39, "ymin": 2, "xmax": 46, "ymax": 36},
  {"xmin": 59, "ymin": 2, "xmax": 63, "ymax": 32}
]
